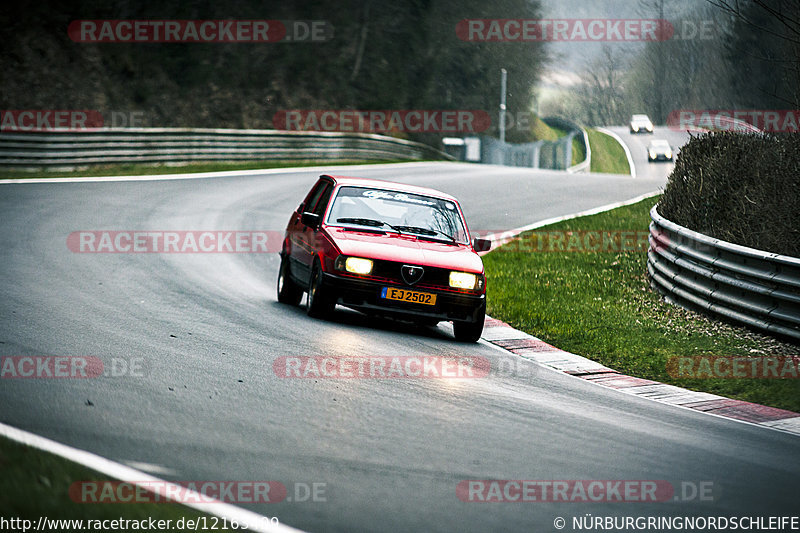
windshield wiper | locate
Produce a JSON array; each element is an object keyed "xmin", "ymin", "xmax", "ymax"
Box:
[
  {"xmin": 394, "ymin": 225, "xmax": 457, "ymax": 244},
  {"xmin": 336, "ymin": 217, "xmax": 402, "ymax": 233}
]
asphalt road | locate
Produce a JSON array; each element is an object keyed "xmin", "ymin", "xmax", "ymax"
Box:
[
  {"xmin": 605, "ymin": 126, "xmax": 688, "ymax": 179},
  {"xmin": 2, "ymin": 138, "xmax": 799, "ymax": 532}
]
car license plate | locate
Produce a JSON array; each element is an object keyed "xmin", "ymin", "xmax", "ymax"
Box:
[{"xmin": 381, "ymin": 287, "xmax": 436, "ymax": 306}]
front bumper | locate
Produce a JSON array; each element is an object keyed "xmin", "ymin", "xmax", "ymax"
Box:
[{"xmin": 321, "ymin": 272, "xmax": 485, "ymax": 323}]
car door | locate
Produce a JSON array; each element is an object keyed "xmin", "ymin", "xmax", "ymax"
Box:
[{"xmin": 291, "ymin": 178, "xmax": 333, "ymax": 285}]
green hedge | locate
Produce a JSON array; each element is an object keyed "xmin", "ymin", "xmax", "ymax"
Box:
[{"xmin": 659, "ymin": 132, "xmax": 800, "ymax": 257}]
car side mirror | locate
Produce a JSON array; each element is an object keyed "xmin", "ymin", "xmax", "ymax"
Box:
[
  {"xmin": 301, "ymin": 212, "xmax": 321, "ymax": 229},
  {"xmin": 473, "ymin": 238, "xmax": 491, "ymax": 252}
]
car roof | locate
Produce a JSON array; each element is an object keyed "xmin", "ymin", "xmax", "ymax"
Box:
[
  {"xmin": 632, "ymin": 114, "xmax": 650, "ymax": 120},
  {"xmin": 322, "ymin": 175, "xmax": 459, "ymax": 202}
]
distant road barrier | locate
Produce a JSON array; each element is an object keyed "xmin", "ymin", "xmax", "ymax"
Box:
[
  {"xmin": 543, "ymin": 116, "xmax": 590, "ymax": 173},
  {"xmin": 467, "ymin": 116, "xmax": 590, "ymax": 171},
  {"xmin": 566, "ymin": 127, "xmax": 591, "ymax": 174},
  {"xmin": 648, "ymin": 205, "xmax": 800, "ymax": 342},
  {"xmin": 0, "ymin": 128, "xmax": 453, "ymax": 168}
]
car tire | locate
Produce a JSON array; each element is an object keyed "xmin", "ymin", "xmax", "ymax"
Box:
[
  {"xmin": 307, "ymin": 260, "xmax": 335, "ymax": 318},
  {"xmin": 453, "ymin": 306, "xmax": 485, "ymax": 343},
  {"xmin": 277, "ymin": 253, "xmax": 303, "ymax": 305}
]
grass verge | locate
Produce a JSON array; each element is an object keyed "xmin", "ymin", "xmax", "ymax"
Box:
[
  {"xmin": 586, "ymin": 128, "xmax": 630, "ymax": 175},
  {"xmin": 530, "ymin": 115, "xmax": 562, "ymax": 142},
  {"xmin": 483, "ymin": 195, "xmax": 800, "ymax": 413},
  {"xmin": 0, "ymin": 159, "xmax": 415, "ymax": 180},
  {"xmin": 0, "ymin": 435, "xmax": 243, "ymax": 531}
]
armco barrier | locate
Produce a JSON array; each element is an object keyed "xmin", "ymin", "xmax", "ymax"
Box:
[
  {"xmin": 566, "ymin": 127, "xmax": 591, "ymax": 174},
  {"xmin": 648, "ymin": 204, "xmax": 800, "ymax": 342},
  {"xmin": 464, "ymin": 116, "xmax": 590, "ymax": 171},
  {"xmin": 0, "ymin": 128, "xmax": 453, "ymax": 167},
  {"xmin": 542, "ymin": 116, "xmax": 590, "ymax": 172}
]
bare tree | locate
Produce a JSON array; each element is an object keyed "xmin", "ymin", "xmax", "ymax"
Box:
[
  {"xmin": 705, "ymin": 0, "xmax": 800, "ymax": 106},
  {"xmin": 573, "ymin": 45, "xmax": 629, "ymax": 126}
]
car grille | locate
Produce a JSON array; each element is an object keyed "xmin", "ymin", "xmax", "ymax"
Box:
[{"xmin": 371, "ymin": 259, "xmax": 452, "ymax": 290}]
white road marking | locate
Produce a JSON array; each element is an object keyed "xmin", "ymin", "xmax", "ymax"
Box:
[{"xmin": 0, "ymin": 422, "xmax": 306, "ymax": 533}]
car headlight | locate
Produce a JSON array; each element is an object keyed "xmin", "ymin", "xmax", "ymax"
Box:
[
  {"xmin": 665, "ymin": 150, "xmax": 672, "ymax": 158},
  {"xmin": 646, "ymin": 125, "xmax": 653, "ymax": 131},
  {"xmin": 649, "ymin": 150, "xmax": 656, "ymax": 158},
  {"xmin": 339, "ymin": 256, "xmax": 373, "ymax": 275},
  {"xmin": 449, "ymin": 271, "xmax": 478, "ymax": 290}
]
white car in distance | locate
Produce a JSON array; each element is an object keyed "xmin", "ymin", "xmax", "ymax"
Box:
[
  {"xmin": 647, "ymin": 139, "xmax": 673, "ymax": 162},
  {"xmin": 630, "ymin": 114, "xmax": 654, "ymax": 134}
]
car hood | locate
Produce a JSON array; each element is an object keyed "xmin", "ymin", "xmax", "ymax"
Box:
[{"xmin": 326, "ymin": 227, "xmax": 484, "ymax": 273}]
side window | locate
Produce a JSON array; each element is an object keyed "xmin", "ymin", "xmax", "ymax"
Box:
[
  {"xmin": 312, "ymin": 184, "xmax": 333, "ymax": 217},
  {"xmin": 303, "ymin": 182, "xmax": 325, "ymax": 213}
]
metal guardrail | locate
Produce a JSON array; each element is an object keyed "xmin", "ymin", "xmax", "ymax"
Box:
[
  {"xmin": 542, "ymin": 116, "xmax": 590, "ymax": 173},
  {"xmin": 648, "ymin": 204, "xmax": 800, "ymax": 342},
  {"xmin": 0, "ymin": 128, "xmax": 453, "ymax": 168},
  {"xmin": 463, "ymin": 116, "xmax": 590, "ymax": 171},
  {"xmin": 477, "ymin": 135, "xmax": 543, "ymax": 168},
  {"xmin": 567, "ymin": 128, "xmax": 591, "ymax": 174}
]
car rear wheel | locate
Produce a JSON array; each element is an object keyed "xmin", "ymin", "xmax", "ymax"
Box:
[
  {"xmin": 307, "ymin": 261, "xmax": 335, "ymax": 318},
  {"xmin": 453, "ymin": 306, "xmax": 485, "ymax": 343},
  {"xmin": 277, "ymin": 254, "xmax": 303, "ymax": 305}
]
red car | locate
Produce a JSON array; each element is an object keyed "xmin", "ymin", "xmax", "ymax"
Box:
[{"xmin": 277, "ymin": 175, "xmax": 491, "ymax": 342}]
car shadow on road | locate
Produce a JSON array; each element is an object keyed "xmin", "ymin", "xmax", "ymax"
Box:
[{"xmin": 266, "ymin": 299, "xmax": 458, "ymax": 343}]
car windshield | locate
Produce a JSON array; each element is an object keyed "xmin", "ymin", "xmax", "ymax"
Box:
[
  {"xmin": 651, "ymin": 140, "xmax": 670, "ymax": 148},
  {"xmin": 326, "ymin": 186, "xmax": 469, "ymax": 244}
]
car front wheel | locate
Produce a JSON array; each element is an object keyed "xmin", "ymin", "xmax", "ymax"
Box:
[
  {"xmin": 453, "ymin": 306, "xmax": 485, "ymax": 343},
  {"xmin": 307, "ymin": 261, "xmax": 335, "ymax": 318},
  {"xmin": 277, "ymin": 254, "xmax": 303, "ymax": 305}
]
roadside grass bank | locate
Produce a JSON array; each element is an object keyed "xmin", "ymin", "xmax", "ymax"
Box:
[
  {"xmin": 0, "ymin": 436, "xmax": 242, "ymax": 532},
  {"xmin": 586, "ymin": 128, "xmax": 630, "ymax": 175},
  {"xmin": 0, "ymin": 159, "xmax": 414, "ymax": 180},
  {"xmin": 483, "ymin": 196, "xmax": 800, "ymax": 413},
  {"xmin": 531, "ymin": 115, "xmax": 563, "ymax": 142}
]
